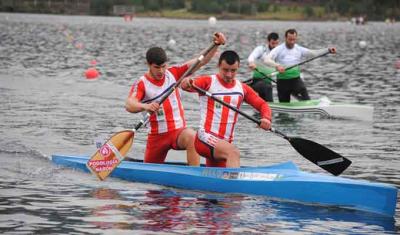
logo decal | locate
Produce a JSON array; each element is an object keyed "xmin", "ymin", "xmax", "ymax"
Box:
[{"xmin": 99, "ymin": 144, "xmax": 111, "ymax": 158}]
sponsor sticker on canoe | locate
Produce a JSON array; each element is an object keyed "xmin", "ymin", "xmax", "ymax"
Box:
[
  {"xmin": 236, "ymin": 172, "xmax": 281, "ymax": 181},
  {"xmin": 202, "ymin": 169, "xmax": 281, "ymax": 181}
]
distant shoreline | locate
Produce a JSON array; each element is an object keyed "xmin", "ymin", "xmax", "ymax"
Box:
[
  {"xmin": 3, "ymin": 12, "xmax": 395, "ymax": 23},
  {"xmin": 132, "ymin": 9, "xmax": 346, "ymax": 22},
  {"xmin": 0, "ymin": 9, "xmax": 349, "ymax": 22}
]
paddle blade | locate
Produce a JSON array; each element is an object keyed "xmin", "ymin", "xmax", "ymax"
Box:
[
  {"xmin": 288, "ymin": 137, "xmax": 352, "ymax": 176},
  {"xmin": 87, "ymin": 130, "xmax": 134, "ymax": 180}
]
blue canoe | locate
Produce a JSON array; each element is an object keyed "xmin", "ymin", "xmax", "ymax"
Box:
[{"xmin": 51, "ymin": 154, "xmax": 398, "ymax": 217}]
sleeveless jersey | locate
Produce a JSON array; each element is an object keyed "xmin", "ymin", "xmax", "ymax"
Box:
[
  {"xmin": 129, "ymin": 66, "xmax": 187, "ymax": 134},
  {"xmin": 197, "ymin": 75, "xmax": 244, "ymax": 143}
]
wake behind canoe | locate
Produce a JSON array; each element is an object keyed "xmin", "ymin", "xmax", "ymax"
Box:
[{"xmin": 52, "ymin": 154, "xmax": 397, "ymax": 217}]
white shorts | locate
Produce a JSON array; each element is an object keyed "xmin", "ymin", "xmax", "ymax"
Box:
[{"xmin": 197, "ymin": 129, "xmax": 221, "ymax": 148}]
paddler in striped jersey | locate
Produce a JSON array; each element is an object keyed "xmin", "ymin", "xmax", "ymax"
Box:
[
  {"xmin": 181, "ymin": 51, "xmax": 272, "ymax": 168},
  {"xmin": 264, "ymin": 28, "xmax": 336, "ymax": 102},
  {"xmin": 247, "ymin": 32, "xmax": 279, "ymax": 102},
  {"xmin": 126, "ymin": 33, "xmax": 226, "ymax": 166}
]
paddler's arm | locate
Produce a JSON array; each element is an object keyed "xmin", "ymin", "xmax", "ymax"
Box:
[
  {"xmin": 303, "ymin": 47, "xmax": 336, "ymax": 57},
  {"xmin": 248, "ymin": 46, "xmax": 264, "ymax": 70},
  {"xmin": 263, "ymin": 49, "xmax": 285, "ymax": 73},
  {"xmin": 243, "ymin": 83, "xmax": 272, "ymax": 130},
  {"xmin": 125, "ymin": 80, "xmax": 159, "ymax": 113},
  {"xmin": 181, "ymin": 75, "xmax": 211, "ymax": 93},
  {"xmin": 125, "ymin": 96, "xmax": 159, "ymax": 114},
  {"xmin": 182, "ymin": 32, "xmax": 226, "ymax": 75}
]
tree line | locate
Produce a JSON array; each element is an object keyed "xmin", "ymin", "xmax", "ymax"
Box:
[
  {"xmin": 105, "ymin": 0, "xmax": 399, "ymax": 20},
  {"xmin": 1, "ymin": 0, "xmax": 398, "ymax": 20}
]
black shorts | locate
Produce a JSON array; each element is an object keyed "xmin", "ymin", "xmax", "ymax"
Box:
[
  {"xmin": 277, "ymin": 77, "xmax": 310, "ymax": 102},
  {"xmin": 249, "ymin": 78, "xmax": 273, "ymax": 102}
]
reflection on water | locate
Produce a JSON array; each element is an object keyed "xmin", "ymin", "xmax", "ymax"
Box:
[
  {"xmin": 0, "ymin": 13, "xmax": 399, "ymax": 234},
  {"xmin": 28, "ymin": 186, "xmax": 395, "ymax": 234},
  {"xmin": 0, "ymin": 166, "xmax": 398, "ymax": 233}
]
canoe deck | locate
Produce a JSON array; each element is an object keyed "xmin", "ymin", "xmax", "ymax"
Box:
[{"xmin": 52, "ymin": 154, "xmax": 397, "ymax": 218}]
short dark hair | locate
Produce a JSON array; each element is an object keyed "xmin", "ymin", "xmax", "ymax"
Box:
[
  {"xmin": 267, "ymin": 32, "xmax": 279, "ymax": 41},
  {"xmin": 218, "ymin": 50, "xmax": 240, "ymax": 65},
  {"xmin": 285, "ymin": 29, "xmax": 297, "ymax": 37},
  {"xmin": 146, "ymin": 47, "xmax": 168, "ymax": 65}
]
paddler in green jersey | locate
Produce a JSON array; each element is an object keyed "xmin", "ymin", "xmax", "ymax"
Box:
[
  {"xmin": 247, "ymin": 32, "xmax": 279, "ymax": 102},
  {"xmin": 264, "ymin": 29, "xmax": 336, "ymax": 102}
]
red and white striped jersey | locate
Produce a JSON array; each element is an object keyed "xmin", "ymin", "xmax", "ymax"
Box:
[
  {"xmin": 128, "ymin": 65, "xmax": 188, "ymax": 134},
  {"xmin": 193, "ymin": 74, "xmax": 271, "ymax": 143},
  {"xmin": 196, "ymin": 74, "xmax": 243, "ymax": 142}
]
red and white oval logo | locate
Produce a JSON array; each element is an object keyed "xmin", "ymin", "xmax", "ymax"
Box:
[{"xmin": 99, "ymin": 144, "xmax": 111, "ymax": 158}]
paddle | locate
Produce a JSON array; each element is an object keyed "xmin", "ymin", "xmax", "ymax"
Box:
[
  {"xmin": 87, "ymin": 42, "xmax": 219, "ymax": 180},
  {"xmin": 244, "ymin": 50, "xmax": 331, "ymax": 84},
  {"xmin": 190, "ymin": 83, "xmax": 351, "ymax": 176}
]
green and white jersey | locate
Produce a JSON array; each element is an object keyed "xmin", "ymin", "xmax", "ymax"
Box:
[
  {"xmin": 252, "ymin": 66, "xmax": 275, "ymax": 83},
  {"xmin": 248, "ymin": 45, "xmax": 275, "ymax": 83},
  {"xmin": 265, "ymin": 43, "xmax": 327, "ymax": 80}
]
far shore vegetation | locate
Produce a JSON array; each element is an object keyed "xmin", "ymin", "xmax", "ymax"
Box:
[{"xmin": 0, "ymin": 0, "xmax": 398, "ymax": 22}]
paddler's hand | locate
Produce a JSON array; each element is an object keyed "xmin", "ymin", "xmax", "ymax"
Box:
[
  {"xmin": 144, "ymin": 102, "xmax": 160, "ymax": 113},
  {"xmin": 213, "ymin": 32, "xmax": 226, "ymax": 45},
  {"xmin": 180, "ymin": 77, "xmax": 194, "ymax": 91},
  {"xmin": 328, "ymin": 47, "xmax": 336, "ymax": 54},
  {"xmin": 259, "ymin": 118, "xmax": 271, "ymax": 130},
  {"xmin": 276, "ymin": 65, "xmax": 285, "ymax": 73},
  {"xmin": 248, "ymin": 62, "xmax": 257, "ymax": 70}
]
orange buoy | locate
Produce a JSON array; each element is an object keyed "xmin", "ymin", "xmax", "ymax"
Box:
[
  {"xmin": 75, "ymin": 42, "xmax": 84, "ymax": 49},
  {"xmin": 85, "ymin": 68, "xmax": 99, "ymax": 79},
  {"xmin": 395, "ymin": 60, "xmax": 400, "ymax": 70}
]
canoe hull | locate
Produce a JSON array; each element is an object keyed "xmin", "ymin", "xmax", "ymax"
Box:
[
  {"xmin": 52, "ymin": 154, "xmax": 397, "ymax": 217},
  {"xmin": 268, "ymin": 98, "xmax": 373, "ymax": 121}
]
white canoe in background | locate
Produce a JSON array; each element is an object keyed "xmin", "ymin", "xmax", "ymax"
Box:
[{"xmin": 266, "ymin": 97, "xmax": 373, "ymax": 121}]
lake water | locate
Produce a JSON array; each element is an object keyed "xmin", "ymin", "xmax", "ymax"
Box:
[{"xmin": 0, "ymin": 13, "xmax": 399, "ymax": 234}]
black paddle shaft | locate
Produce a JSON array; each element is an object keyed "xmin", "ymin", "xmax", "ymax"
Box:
[{"xmin": 192, "ymin": 84, "xmax": 351, "ymax": 176}]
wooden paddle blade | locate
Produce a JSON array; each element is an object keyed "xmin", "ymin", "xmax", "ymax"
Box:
[
  {"xmin": 288, "ymin": 137, "xmax": 352, "ymax": 176},
  {"xmin": 86, "ymin": 130, "xmax": 134, "ymax": 180}
]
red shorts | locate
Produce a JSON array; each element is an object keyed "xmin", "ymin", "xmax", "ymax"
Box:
[
  {"xmin": 144, "ymin": 127, "xmax": 185, "ymax": 163},
  {"xmin": 194, "ymin": 130, "xmax": 226, "ymax": 167}
]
